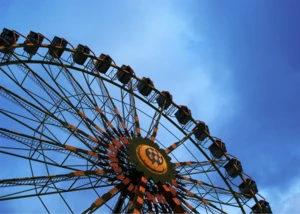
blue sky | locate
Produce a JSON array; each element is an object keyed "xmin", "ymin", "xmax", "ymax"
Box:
[{"xmin": 1, "ymin": 0, "xmax": 300, "ymax": 213}]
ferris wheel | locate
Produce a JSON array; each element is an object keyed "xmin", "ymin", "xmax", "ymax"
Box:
[{"xmin": 0, "ymin": 28, "xmax": 272, "ymax": 213}]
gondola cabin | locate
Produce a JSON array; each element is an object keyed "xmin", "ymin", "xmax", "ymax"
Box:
[
  {"xmin": 0, "ymin": 28, "xmax": 19, "ymax": 54},
  {"xmin": 251, "ymin": 200, "xmax": 272, "ymax": 213},
  {"xmin": 193, "ymin": 120, "xmax": 209, "ymax": 141},
  {"xmin": 156, "ymin": 91, "xmax": 173, "ymax": 109},
  {"xmin": 224, "ymin": 158, "xmax": 243, "ymax": 178},
  {"xmin": 208, "ymin": 139, "xmax": 227, "ymax": 159},
  {"xmin": 238, "ymin": 178, "xmax": 258, "ymax": 199},
  {"xmin": 24, "ymin": 31, "xmax": 44, "ymax": 55},
  {"xmin": 95, "ymin": 53, "xmax": 112, "ymax": 74},
  {"xmin": 73, "ymin": 44, "xmax": 90, "ymax": 65},
  {"xmin": 116, "ymin": 65, "xmax": 134, "ymax": 84},
  {"xmin": 175, "ymin": 105, "xmax": 191, "ymax": 125},
  {"xmin": 137, "ymin": 77, "xmax": 154, "ymax": 96},
  {"xmin": 49, "ymin": 36, "xmax": 67, "ymax": 58}
]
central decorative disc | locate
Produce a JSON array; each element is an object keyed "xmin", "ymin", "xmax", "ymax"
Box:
[
  {"xmin": 136, "ymin": 144, "xmax": 168, "ymax": 175},
  {"xmin": 127, "ymin": 137, "xmax": 175, "ymax": 183}
]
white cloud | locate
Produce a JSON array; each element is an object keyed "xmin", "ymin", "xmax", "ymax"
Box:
[{"xmin": 258, "ymin": 178, "xmax": 300, "ymax": 213}]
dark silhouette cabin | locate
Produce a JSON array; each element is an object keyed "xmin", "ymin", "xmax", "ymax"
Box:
[
  {"xmin": 24, "ymin": 31, "xmax": 44, "ymax": 55},
  {"xmin": 238, "ymin": 178, "xmax": 258, "ymax": 198},
  {"xmin": 73, "ymin": 44, "xmax": 90, "ymax": 65},
  {"xmin": 175, "ymin": 105, "xmax": 191, "ymax": 125},
  {"xmin": 116, "ymin": 65, "xmax": 134, "ymax": 84},
  {"xmin": 251, "ymin": 200, "xmax": 272, "ymax": 214},
  {"xmin": 156, "ymin": 91, "xmax": 172, "ymax": 109},
  {"xmin": 137, "ymin": 77, "xmax": 154, "ymax": 96},
  {"xmin": 49, "ymin": 36, "xmax": 67, "ymax": 58},
  {"xmin": 193, "ymin": 120, "xmax": 209, "ymax": 141},
  {"xmin": 95, "ymin": 53, "xmax": 112, "ymax": 74},
  {"xmin": 0, "ymin": 28, "xmax": 19, "ymax": 54},
  {"xmin": 224, "ymin": 158, "xmax": 243, "ymax": 178},
  {"xmin": 208, "ymin": 139, "xmax": 227, "ymax": 159}
]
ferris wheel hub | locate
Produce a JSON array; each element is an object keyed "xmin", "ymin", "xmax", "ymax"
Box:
[
  {"xmin": 127, "ymin": 137, "xmax": 175, "ymax": 183},
  {"xmin": 136, "ymin": 144, "xmax": 168, "ymax": 175}
]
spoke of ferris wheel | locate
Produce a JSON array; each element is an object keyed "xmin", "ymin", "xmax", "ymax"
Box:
[
  {"xmin": 31, "ymin": 136, "xmax": 74, "ymax": 214},
  {"xmin": 0, "ymin": 114, "xmax": 116, "ymax": 171},
  {"xmin": 83, "ymin": 176, "xmax": 131, "ymax": 214},
  {"xmin": 152, "ymin": 194, "xmax": 164, "ymax": 213},
  {"xmin": 145, "ymin": 193, "xmax": 162, "ymax": 213},
  {"xmin": 175, "ymin": 175, "xmax": 240, "ymax": 199},
  {"xmin": 0, "ymin": 179, "xmax": 116, "ymax": 201},
  {"xmin": 178, "ymin": 185, "xmax": 227, "ymax": 214},
  {"xmin": 157, "ymin": 183, "xmax": 187, "ymax": 213},
  {"xmin": 6, "ymin": 55, "xmax": 146, "ymax": 143},
  {"xmin": 119, "ymin": 79, "xmax": 141, "ymax": 137},
  {"xmin": 126, "ymin": 176, "xmax": 147, "ymax": 214},
  {"xmin": 157, "ymin": 194, "xmax": 171, "ymax": 213},
  {"xmin": 145, "ymin": 192, "xmax": 155, "ymax": 213},
  {"xmin": 44, "ymin": 56, "xmax": 97, "ymax": 112},
  {"xmin": 0, "ymin": 119, "xmax": 92, "ymax": 171},
  {"xmin": 0, "ymin": 79, "xmax": 62, "ymax": 144},
  {"xmin": 0, "ymin": 128, "xmax": 113, "ymax": 166},
  {"xmin": 153, "ymin": 193, "xmax": 172, "ymax": 213},
  {"xmin": 0, "ymin": 111, "xmax": 109, "ymax": 171},
  {"xmin": 145, "ymin": 100, "xmax": 166, "ymax": 140},
  {"xmin": 0, "ymin": 86, "xmax": 102, "ymax": 150},
  {"xmin": 174, "ymin": 160, "xmax": 227, "ymax": 175},
  {"xmin": 0, "ymin": 147, "xmax": 91, "ymax": 172},
  {"xmin": 166, "ymin": 183, "xmax": 188, "ymax": 202},
  {"xmin": 191, "ymin": 196, "xmax": 240, "ymax": 210},
  {"xmin": 162, "ymin": 194, "xmax": 174, "ymax": 213},
  {"xmin": 1, "ymin": 61, "xmax": 83, "ymax": 129},
  {"xmin": 181, "ymin": 199, "xmax": 200, "ymax": 214},
  {"xmin": 0, "ymin": 65, "xmax": 105, "ymax": 148},
  {"xmin": 40, "ymin": 74, "xmax": 108, "ymax": 139},
  {"xmin": 0, "ymin": 107, "xmax": 61, "ymax": 143},
  {"xmin": 0, "ymin": 144, "xmax": 96, "ymax": 172},
  {"xmin": 75, "ymin": 72, "xmax": 111, "ymax": 131},
  {"xmin": 164, "ymin": 128, "xmax": 198, "ymax": 154},
  {"xmin": 0, "ymin": 169, "xmax": 109, "ymax": 188},
  {"xmin": 172, "ymin": 145, "xmax": 245, "ymax": 212},
  {"xmin": 144, "ymin": 192, "xmax": 152, "ymax": 213},
  {"xmin": 78, "ymin": 64, "xmax": 129, "ymax": 136},
  {"xmin": 124, "ymin": 182, "xmax": 138, "ymax": 212},
  {"xmin": 94, "ymin": 76, "xmax": 130, "ymax": 136},
  {"xmin": 112, "ymin": 183, "xmax": 136, "ymax": 213},
  {"xmin": 151, "ymin": 197, "xmax": 160, "ymax": 214},
  {"xmin": 149, "ymin": 100, "xmax": 166, "ymax": 142},
  {"xmin": 3, "ymin": 53, "xmax": 109, "ymax": 141},
  {"xmin": 129, "ymin": 79, "xmax": 141, "ymax": 137},
  {"xmin": 112, "ymin": 192, "xmax": 126, "ymax": 214},
  {"xmin": 186, "ymin": 186, "xmax": 240, "ymax": 208},
  {"xmin": 38, "ymin": 63, "xmax": 113, "ymax": 139},
  {"xmin": 44, "ymin": 65, "xmax": 111, "ymax": 135}
]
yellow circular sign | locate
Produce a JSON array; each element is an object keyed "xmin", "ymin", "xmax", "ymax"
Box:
[{"xmin": 136, "ymin": 144, "xmax": 168, "ymax": 175}]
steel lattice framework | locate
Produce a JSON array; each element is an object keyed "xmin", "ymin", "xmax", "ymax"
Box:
[{"xmin": 0, "ymin": 29, "xmax": 272, "ymax": 213}]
